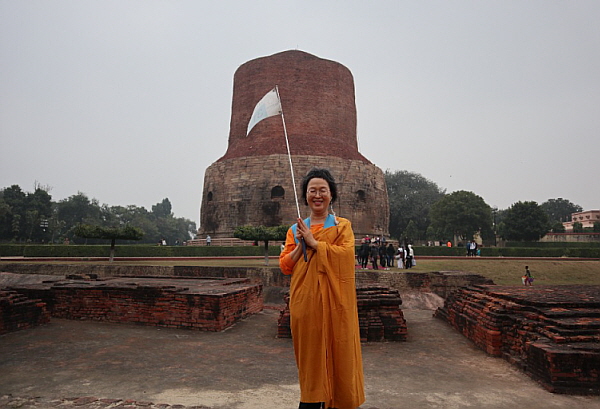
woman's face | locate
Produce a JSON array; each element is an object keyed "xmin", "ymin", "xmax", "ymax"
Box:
[{"xmin": 306, "ymin": 177, "xmax": 331, "ymax": 215}]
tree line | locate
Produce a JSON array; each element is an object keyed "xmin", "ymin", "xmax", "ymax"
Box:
[
  {"xmin": 0, "ymin": 184, "xmax": 197, "ymax": 245},
  {"xmin": 2, "ymin": 173, "xmax": 596, "ymax": 247},
  {"xmin": 385, "ymin": 170, "xmax": 597, "ymax": 244}
]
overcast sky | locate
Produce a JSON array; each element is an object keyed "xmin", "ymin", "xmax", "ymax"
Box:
[{"xmin": 2, "ymin": 1, "xmax": 599, "ymax": 227}]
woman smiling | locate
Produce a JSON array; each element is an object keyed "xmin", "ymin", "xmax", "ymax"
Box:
[{"xmin": 280, "ymin": 168, "xmax": 365, "ymax": 409}]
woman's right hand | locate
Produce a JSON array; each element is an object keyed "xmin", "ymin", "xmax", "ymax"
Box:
[{"xmin": 296, "ymin": 217, "xmax": 318, "ymax": 249}]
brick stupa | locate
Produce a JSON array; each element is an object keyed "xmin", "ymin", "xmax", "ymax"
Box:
[{"xmin": 199, "ymin": 50, "xmax": 389, "ymax": 238}]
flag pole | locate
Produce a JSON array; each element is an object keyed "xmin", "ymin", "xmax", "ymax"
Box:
[{"xmin": 275, "ymin": 85, "xmax": 307, "ymax": 261}]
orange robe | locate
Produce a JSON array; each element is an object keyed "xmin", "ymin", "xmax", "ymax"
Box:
[{"xmin": 280, "ymin": 215, "xmax": 365, "ymax": 409}]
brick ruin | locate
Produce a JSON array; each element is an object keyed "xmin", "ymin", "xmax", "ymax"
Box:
[
  {"xmin": 199, "ymin": 50, "xmax": 389, "ymax": 239},
  {"xmin": 435, "ymin": 285, "xmax": 600, "ymax": 395},
  {"xmin": 0, "ymin": 289, "xmax": 50, "ymax": 335},
  {"xmin": 278, "ymin": 285, "xmax": 408, "ymax": 342},
  {"xmin": 3, "ymin": 265, "xmax": 599, "ymax": 395},
  {"xmin": 2, "ymin": 274, "xmax": 263, "ymax": 332}
]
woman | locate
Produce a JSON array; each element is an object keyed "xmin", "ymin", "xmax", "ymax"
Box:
[{"xmin": 280, "ymin": 168, "xmax": 365, "ymax": 409}]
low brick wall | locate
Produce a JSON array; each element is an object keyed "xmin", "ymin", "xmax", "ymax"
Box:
[
  {"xmin": 435, "ymin": 285, "xmax": 600, "ymax": 395},
  {"xmin": 0, "ymin": 263, "xmax": 176, "ymax": 278},
  {"xmin": 277, "ymin": 285, "xmax": 408, "ymax": 342},
  {"xmin": 0, "ymin": 289, "xmax": 50, "ymax": 335},
  {"xmin": 10, "ymin": 276, "xmax": 263, "ymax": 332},
  {"xmin": 356, "ymin": 270, "xmax": 493, "ymax": 299},
  {"xmin": 0, "ymin": 264, "xmax": 490, "ymax": 298},
  {"xmin": 0, "ymin": 263, "xmax": 290, "ymax": 287}
]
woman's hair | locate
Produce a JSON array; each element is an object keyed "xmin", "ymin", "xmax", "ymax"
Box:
[{"xmin": 301, "ymin": 168, "xmax": 338, "ymax": 205}]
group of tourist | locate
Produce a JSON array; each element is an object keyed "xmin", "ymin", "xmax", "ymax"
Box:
[
  {"xmin": 466, "ymin": 240, "xmax": 479, "ymax": 256},
  {"xmin": 356, "ymin": 238, "xmax": 415, "ymax": 270}
]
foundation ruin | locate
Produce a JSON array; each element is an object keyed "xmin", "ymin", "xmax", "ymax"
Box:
[
  {"xmin": 435, "ymin": 285, "xmax": 600, "ymax": 395},
  {"xmin": 1, "ymin": 273, "xmax": 263, "ymax": 332}
]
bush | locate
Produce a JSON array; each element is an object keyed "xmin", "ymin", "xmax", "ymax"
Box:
[
  {"xmin": 2, "ymin": 244, "xmax": 598, "ymax": 259},
  {"xmin": 392, "ymin": 246, "xmax": 600, "ymax": 258},
  {"xmin": 410, "ymin": 246, "xmax": 466, "ymax": 257},
  {"xmin": 506, "ymin": 241, "xmax": 600, "ymax": 248},
  {"xmin": 0, "ymin": 244, "xmax": 282, "ymax": 258},
  {"xmin": 563, "ymin": 248, "xmax": 600, "ymax": 258},
  {"xmin": 0, "ymin": 244, "xmax": 26, "ymax": 257},
  {"xmin": 481, "ymin": 247, "xmax": 565, "ymax": 257}
]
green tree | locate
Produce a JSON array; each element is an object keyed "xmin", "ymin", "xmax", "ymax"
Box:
[
  {"xmin": 73, "ymin": 224, "xmax": 144, "ymax": 262},
  {"xmin": 550, "ymin": 222, "xmax": 566, "ymax": 233},
  {"xmin": 171, "ymin": 216, "xmax": 197, "ymax": 244},
  {"xmin": 234, "ymin": 225, "xmax": 289, "ymax": 265},
  {"xmin": 385, "ymin": 170, "xmax": 446, "ymax": 241},
  {"xmin": 1, "ymin": 185, "xmax": 196, "ymax": 245},
  {"xmin": 572, "ymin": 222, "xmax": 584, "ymax": 233},
  {"xmin": 0, "ymin": 199, "xmax": 10, "ymax": 240},
  {"xmin": 103, "ymin": 205, "xmax": 159, "ymax": 243},
  {"xmin": 25, "ymin": 187, "xmax": 53, "ymax": 243},
  {"xmin": 152, "ymin": 198, "xmax": 173, "ymax": 218},
  {"xmin": 540, "ymin": 198, "xmax": 582, "ymax": 224},
  {"xmin": 594, "ymin": 222, "xmax": 600, "ymax": 233},
  {"xmin": 429, "ymin": 190, "xmax": 492, "ymax": 245},
  {"xmin": 501, "ymin": 201, "xmax": 550, "ymax": 241},
  {"xmin": 0, "ymin": 185, "xmax": 26, "ymax": 241},
  {"xmin": 57, "ymin": 193, "xmax": 102, "ymax": 239},
  {"xmin": 403, "ymin": 220, "xmax": 419, "ymax": 244},
  {"xmin": 0, "ymin": 185, "xmax": 53, "ymax": 242},
  {"xmin": 149, "ymin": 198, "xmax": 196, "ymax": 245}
]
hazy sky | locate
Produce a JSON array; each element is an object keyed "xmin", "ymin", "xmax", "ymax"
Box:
[{"xmin": 2, "ymin": 1, "xmax": 599, "ymax": 227}]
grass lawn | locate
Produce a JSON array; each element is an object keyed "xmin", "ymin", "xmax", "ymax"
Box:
[
  {"xmin": 3, "ymin": 257, "xmax": 600, "ymax": 286},
  {"xmin": 404, "ymin": 259, "xmax": 600, "ymax": 286}
]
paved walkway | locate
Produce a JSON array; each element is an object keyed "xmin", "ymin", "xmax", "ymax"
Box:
[{"xmin": 1, "ymin": 309, "xmax": 599, "ymax": 409}]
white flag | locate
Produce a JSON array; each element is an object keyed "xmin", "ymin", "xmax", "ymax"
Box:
[{"xmin": 246, "ymin": 88, "xmax": 282, "ymax": 136}]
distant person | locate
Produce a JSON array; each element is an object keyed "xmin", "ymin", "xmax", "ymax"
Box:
[
  {"xmin": 386, "ymin": 243, "xmax": 395, "ymax": 267},
  {"xmin": 359, "ymin": 239, "xmax": 370, "ymax": 269},
  {"xmin": 406, "ymin": 244, "xmax": 415, "ymax": 268},
  {"xmin": 206, "ymin": 235, "xmax": 211, "ymax": 246},
  {"xmin": 523, "ymin": 266, "xmax": 533, "ymax": 286},
  {"xmin": 396, "ymin": 246, "xmax": 404, "ymax": 269},
  {"xmin": 370, "ymin": 243, "xmax": 379, "ymax": 270},
  {"xmin": 447, "ymin": 240, "xmax": 452, "ymax": 248},
  {"xmin": 379, "ymin": 242, "xmax": 387, "ymax": 268}
]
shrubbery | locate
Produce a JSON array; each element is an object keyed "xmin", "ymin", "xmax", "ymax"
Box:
[
  {"xmin": 0, "ymin": 244, "xmax": 282, "ymax": 258},
  {"xmin": 1, "ymin": 244, "xmax": 599, "ymax": 259},
  {"xmin": 366, "ymin": 245, "xmax": 600, "ymax": 258},
  {"xmin": 506, "ymin": 241, "xmax": 600, "ymax": 248}
]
